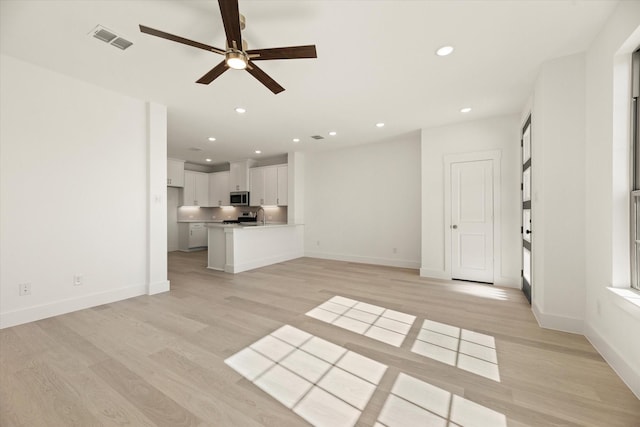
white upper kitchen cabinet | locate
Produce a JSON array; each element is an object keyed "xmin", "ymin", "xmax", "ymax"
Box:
[
  {"xmin": 229, "ymin": 160, "xmax": 254, "ymax": 192},
  {"xmin": 277, "ymin": 165, "xmax": 288, "ymax": 206},
  {"xmin": 167, "ymin": 158, "xmax": 185, "ymax": 187},
  {"xmin": 209, "ymin": 171, "xmax": 229, "ymax": 207},
  {"xmin": 264, "ymin": 166, "xmax": 278, "ymax": 206},
  {"xmin": 249, "ymin": 167, "xmax": 266, "ymax": 206},
  {"xmin": 249, "ymin": 164, "xmax": 287, "ymax": 206},
  {"xmin": 182, "ymin": 171, "xmax": 209, "ymax": 206}
]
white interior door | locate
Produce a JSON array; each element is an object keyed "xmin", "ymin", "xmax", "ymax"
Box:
[{"xmin": 451, "ymin": 160, "xmax": 494, "ymax": 283}]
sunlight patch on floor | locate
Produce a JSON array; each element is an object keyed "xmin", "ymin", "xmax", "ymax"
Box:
[
  {"xmin": 411, "ymin": 319, "xmax": 501, "ymax": 382},
  {"xmin": 305, "ymin": 296, "xmax": 416, "ymax": 347},
  {"xmin": 451, "ymin": 283, "xmax": 511, "ymax": 301},
  {"xmin": 225, "ymin": 325, "xmax": 388, "ymax": 427},
  {"xmin": 376, "ymin": 373, "xmax": 507, "ymax": 427}
]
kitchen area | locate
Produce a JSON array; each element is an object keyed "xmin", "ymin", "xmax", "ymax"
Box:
[{"xmin": 167, "ymin": 156, "xmax": 304, "ymax": 273}]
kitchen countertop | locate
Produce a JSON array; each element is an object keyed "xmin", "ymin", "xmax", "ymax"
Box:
[
  {"xmin": 177, "ymin": 220, "xmax": 224, "ymax": 223},
  {"xmin": 206, "ymin": 222, "xmax": 292, "ymax": 229}
]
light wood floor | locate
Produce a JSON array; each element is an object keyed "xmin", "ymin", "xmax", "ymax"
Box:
[{"xmin": 1, "ymin": 252, "xmax": 639, "ymax": 426}]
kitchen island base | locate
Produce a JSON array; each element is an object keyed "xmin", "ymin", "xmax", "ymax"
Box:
[{"xmin": 207, "ymin": 224, "xmax": 304, "ymax": 274}]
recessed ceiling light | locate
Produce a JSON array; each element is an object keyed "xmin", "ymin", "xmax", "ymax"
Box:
[
  {"xmin": 328, "ymin": 131, "xmax": 337, "ymax": 136},
  {"xmin": 235, "ymin": 107, "xmax": 246, "ymax": 114},
  {"xmin": 208, "ymin": 137, "xmax": 216, "ymax": 142},
  {"xmin": 376, "ymin": 122, "xmax": 385, "ymax": 128},
  {"xmin": 205, "ymin": 158, "xmax": 212, "ymax": 162},
  {"xmin": 460, "ymin": 107, "xmax": 472, "ymax": 113},
  {"xmin": 436, "ymin": 46, "xmax": 454, "ymax": 56},
  {"xmin": 293, "ymin": 138, "xmax": 300, "ymax": 142},
  {"xmin": 255, "ymin": 150, "xmax": 262, "ymax": 154}
]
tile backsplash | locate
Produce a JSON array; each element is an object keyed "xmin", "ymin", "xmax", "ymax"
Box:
[{"xmin": 178, "ymin": 206, "xmax": 288, "ymax": 223}]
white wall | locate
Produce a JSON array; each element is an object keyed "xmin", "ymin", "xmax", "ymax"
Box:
[
  {"xmin": 0, "ymin": 54, "xmax": 167, "ymax": 328},
  {"xmin": 304, "ymin": 134, "xmax": 421, "ymax": 268},
  {"xmin": 420, "ymin": 115, "xmax": 521, "ymax": 287},
  {"xmin": 529, "ymin": 53, "xmax": 586, "ymax": 332},
  {"xmin": 583, "ymin": 0, "xmax": 640, "ymax": 398}
]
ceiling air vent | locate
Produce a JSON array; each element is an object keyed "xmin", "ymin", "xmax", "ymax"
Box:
[
  {"xmin": 111, "ymin": 37, "xmax": 133, "ymax": 50},
  {"xmin": 310, "ymin": 135, "xmax": 324, "ymax": 140},
  {"xmin": 89, "ymin": 25, "xmax": 133, "ymax": 51}
]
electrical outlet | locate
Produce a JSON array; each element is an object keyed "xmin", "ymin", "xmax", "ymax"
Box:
[
  {"xmin": 74, "ymin": 274, "xmax": 83, "ymax": 286},
  {"xmin": 19, "ymin": 283, "xmax": 31, "ymax": 296},
  {"xmin": 316, "ymin": 240, "xmax": 320, "ymax": 246},
  {"xmin": 393, "ymin": 247, "xmax": 397, "ymax": 254}
]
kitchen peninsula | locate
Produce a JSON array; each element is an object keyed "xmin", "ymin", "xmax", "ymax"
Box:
[{"xmin": 207, "ymin": 223, "xmax": 304, "ymax": 273}]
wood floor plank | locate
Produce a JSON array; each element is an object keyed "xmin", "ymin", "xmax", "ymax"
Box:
[
  {"xmin": 90, "ymin": 358, "xmax": 200, "ymax": 427},
  {"xmin": 15, "ymin": 359, "xmax": 102, "ymax": 426}
]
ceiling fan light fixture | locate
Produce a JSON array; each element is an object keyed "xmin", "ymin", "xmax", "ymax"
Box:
[{"xmin": 226, "ymin": 51, "xmax": 248, "ymax": 70}]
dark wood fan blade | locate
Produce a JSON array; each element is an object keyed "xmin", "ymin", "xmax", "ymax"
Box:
[
  {"xmin": 246, "ymin": 61, "xmax": 285, "ymax": 94},
  {"xmin": 218, "ymin": 0, "xmax": 242, "ymax": 50},
  {"xmin": 246, "ymin": 45, "xmax": 317, "ymax": 61},
  {"xmin": 196, "ymin": 61, "xmax": 229, "ymax": 84},
  {"xmin": 139, "ymin": 25, "xmax": 225, "ymax": 55}
]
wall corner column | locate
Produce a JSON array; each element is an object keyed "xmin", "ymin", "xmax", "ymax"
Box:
[{"xmin": 147, "ymin": 102, "xmax": 169, "ymax": 295}]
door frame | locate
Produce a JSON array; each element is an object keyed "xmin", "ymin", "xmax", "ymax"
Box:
[
  {"xmin": 521, "ymin": 115, "xmax": 533, "ymax": 303},
  {"xmin": 444, "ymin": 150, "xmax": 502, "ymax": 284}
]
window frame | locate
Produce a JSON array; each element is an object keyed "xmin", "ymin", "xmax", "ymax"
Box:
[{"xmin": 631, "ymin": 48, "xmax": 640, "ymax": 291}]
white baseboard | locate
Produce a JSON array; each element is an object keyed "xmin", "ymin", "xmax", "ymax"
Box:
[
  {"xmin": 531, "ymin": 302, "xmax": 584, "ymax": 334},
  {"xmin": 148, "ymin": 280, "xmax": 170, "ymax": 295},
  {"xmin": 306, "ymin": 251, "xmax": 420, "ymax": 270},
  {"xmin": 419, "ymin": 268, "xmax": 450, "ymax": 280},
  {"xmin": 494, "ymin": 276, "xmax": 520, "ymax": 288},
  {"xmin": 0, "ymin": 284, "xmax": 147, "ymax": 329},
  {"xmin": 226, "ymin": 251, "xmax": 304, "ymax": 274},
  {"xmin": 584, "ymin": 321, "xmax": 640, "ymax": 399}
]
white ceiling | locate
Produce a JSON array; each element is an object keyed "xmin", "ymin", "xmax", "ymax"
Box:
[{"xmin": 0, "ymin": 0, "xmax": 617, "ymax": 166}]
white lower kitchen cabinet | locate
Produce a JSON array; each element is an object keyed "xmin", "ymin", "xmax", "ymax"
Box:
[{"xmin": 178, "ymin": 223, "xmax": 208, "ymax": 251}]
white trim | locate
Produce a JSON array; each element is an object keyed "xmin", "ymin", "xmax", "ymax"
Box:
[
  {"xmin": 584, "ymin": 321, "xmax": 640, "ymax": 399},
  {"xmin": 148, "ymin": 280, "xmax": 170, "ymax": 295},
  {"xmin": 531, "ymin": 302, "xmax": 584, "ymax": 334},
  {"xmin": 607, "ymin": 287, "xmax": 640, "ymax": 320},
  {"xmin": 443, "ymin": 150, "xmax": 502, "ymax": 284},
  {"xmin": 0, "ymin": 284, "xmax": 147, "ymax": 329},
  {"xmin": 306, "ymin": 251, "xmax": 420, "ymax": 270},
  {"xmin": 225, "ymin": 251, "xmax": 303, "ymax": 273},
  {"xmin": 494, "ymin": 276, "xmax": 521, "ymax": 288},
  {"xmin": 419, "ymin": 268, "xmax": 451, "ymax": 280}
]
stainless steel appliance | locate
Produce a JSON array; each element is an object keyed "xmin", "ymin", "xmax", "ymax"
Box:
[{"xmin": 230, "ymin": 191, "xmax": 250, "ymax": 206}]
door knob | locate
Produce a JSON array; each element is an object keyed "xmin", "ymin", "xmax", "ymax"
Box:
[{"xmin": 451, "ymin": 225, "xmax": 458, "ymax": 229}]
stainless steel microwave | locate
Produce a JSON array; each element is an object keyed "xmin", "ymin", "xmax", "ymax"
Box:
[{"xmin": 230, "ymin": 191, "xmax": 250, "ymax": 206}]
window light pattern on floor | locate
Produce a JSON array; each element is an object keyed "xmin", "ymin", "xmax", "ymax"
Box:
[
  {"xmin": 411, "ymin": 319, "xmax": 500, "ymax": 382},
  {"xmin": 225, "ymin": 325, "xmax": 388, "ymax": 427},
  {"xmin": 376, "ymin": 373, "xmax": 507, "ymax": 427},
  {"xmin": 305, "ymin": 296, "xmax": 416, "ymax": 347}
]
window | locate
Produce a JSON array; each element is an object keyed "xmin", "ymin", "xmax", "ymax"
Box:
[{"xmin": 631, "ymin": 48, "xmax": 640, "ymax": 290}]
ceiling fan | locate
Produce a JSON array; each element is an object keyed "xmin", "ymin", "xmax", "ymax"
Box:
[{"xmin": 139, "ymin": 0, "xmax": 317, "ymax": 94}]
